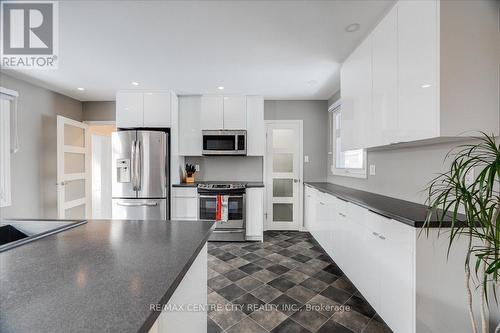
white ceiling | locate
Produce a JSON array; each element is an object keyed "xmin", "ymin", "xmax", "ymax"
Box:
[{"xmin": 2, "ymin": 0, "xmax": 394, "ymax": 101}]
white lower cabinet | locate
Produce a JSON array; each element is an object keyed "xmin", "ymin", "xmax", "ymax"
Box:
[
  {"xmin": 304, "ymin": 185, "xmax": 473, "ymax": 333},
  {"xmin": 245, "ymin": 187, "xmax": 264, "ymax": 241},
  {"xmin": 149, "ymin": 244, "xmax": 207, "ymax": 333},
  {"xmin": 304, "ymin": 186, "xmax": 317, "ymax": 233},
  {"xmin": 171, "ymin": 188, "xmax": 198, "ymax": 221}
]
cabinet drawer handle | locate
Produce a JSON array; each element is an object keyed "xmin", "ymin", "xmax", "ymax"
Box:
[
  {"xmin": 368, "ymin": 209, "xmax": 391, "ymax": 220},
  {"xmin": 379, "ymin": 235, "xmax": 386, "ymax": 240},
  {"xmin": 338, "ymin": 212, "xmax": 346, "ymax": 217},
  {"xmin": 372, "ymin": 232, "xmax": 379, "ymax": 237},
  {"xmin": 319, "ymin": 202, "xmax": 325, "ymax": 205}
]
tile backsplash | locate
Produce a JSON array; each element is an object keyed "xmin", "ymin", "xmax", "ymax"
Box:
[{"xmin": 184, "ymin": 156, "xmax": 263, "ymax": 182}]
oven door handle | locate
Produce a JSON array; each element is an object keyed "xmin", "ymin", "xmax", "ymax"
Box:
[{"xmin": 198, "ymin": 195, "xmax": 244, "ymax": 199}]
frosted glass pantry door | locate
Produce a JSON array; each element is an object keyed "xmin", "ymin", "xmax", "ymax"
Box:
[
  {"xmin": 56, "ymin": 115, "xmax": 90, "ymax": 219},
  {"xmin": 265, "ymin": 121, "xmax": 301, "ymax": 230}
]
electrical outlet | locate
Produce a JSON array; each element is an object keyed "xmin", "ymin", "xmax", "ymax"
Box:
[
  {"xmin": 369, "ymin": 164, "xmax": 376, "ymax": 176},
  {"xmin": 465, "ymin": 168, "xmax": 474, "ymax": 185},
  {"xmin": 195, "ymin": 164, "xmax": 200, "ymax": 172},
  {"xmin": 304, "ymin": 155, "xmax": 309, "ymax": 163}
]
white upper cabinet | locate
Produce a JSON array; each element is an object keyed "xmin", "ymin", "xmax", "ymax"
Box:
[
  {"xmin": 201, "ymin": 96, "xmax": 224, "ymax": 130},
  {"xmin": 397, "ymin": 0, "xmax": 438, "ymax": 142},
  {"xmin": 371, "ymin": 5, "xmax": 398, "ymax": 147},
  {"xmin": 143, "ymin": 92, "xmax": 172, "ymax": 127},
  {"xmin": 116, "ymin": 91, "xmax": 172, "ymax": 128},
  {"xmin": 246, "ymin": 96, "xmax": 265, "ymax": 156},
  {"xmin": 200, "ymin": 95, "xmax": 247, "ymax": 130},
  {"xmin": 179, "ymin": 96, "xmax": 202, "ymax": 156},
  {"xmin": 223, "ymin": 96, "xmax": 246, "ymax": 130},
  {"xmin": 341, "ymin": 37, "xmax": 372, "ymax": 152},
  {"xmin": 116, "ymin": 92, "xmax": 143, "ymax": 128},
  {"xmin": 340, "ymin": 0, "xmax": 499, "ymax": 150},
  {"xmin": 179, "ymin": 95, "xmax": 264, "ymax": 156}
]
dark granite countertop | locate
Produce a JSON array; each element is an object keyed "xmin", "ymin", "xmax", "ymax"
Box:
[
  {"xmin": 305, "ymin": 182, "xmax": 462, "ymax": 228},
  {"xmin": 0, "ymin": 219, "xmax": 215, "ymax": 333},
  {"xmin": 173, "ymin": 181, "xmax": 264, "ymax": 188}
]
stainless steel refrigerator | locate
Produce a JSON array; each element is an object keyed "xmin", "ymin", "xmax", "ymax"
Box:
[{"xmin": 111, "ymin": 130, "xmax": 169, "ymax": 220}]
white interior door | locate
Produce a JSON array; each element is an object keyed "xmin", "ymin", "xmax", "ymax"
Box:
[
  {"xmin": 57, "ymin": 116, "xmax": 90, "ymax": 219},
  {"xmin": 91, "ymin": 134, "xmax": 112, "ymax": 219},
  {"xmin": 265, "ymin": 121, "xmax": 302, "ymax": 230}
]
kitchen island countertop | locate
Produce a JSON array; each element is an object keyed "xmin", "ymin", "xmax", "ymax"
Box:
[{"xmin": 0, "ymin": 219, "xmax": 214, "ymax": 333}]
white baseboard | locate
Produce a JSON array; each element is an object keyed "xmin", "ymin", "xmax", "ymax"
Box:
[{"xmin": 246, "ymin": 235, "xmax": 263, "ymax": 242}]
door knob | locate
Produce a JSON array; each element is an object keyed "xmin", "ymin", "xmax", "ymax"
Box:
[{"xmin": 293, "ymin": 179, "xmax": 299, "ymax": 183}]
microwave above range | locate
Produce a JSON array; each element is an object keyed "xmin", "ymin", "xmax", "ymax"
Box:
[{"xmin": 202, "ymin": 130, "xmax": 246, "ymax": 156}]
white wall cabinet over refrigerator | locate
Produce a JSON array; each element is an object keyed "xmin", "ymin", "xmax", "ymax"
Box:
[
  {"xmin": 304, "ymin": 184, "xmax": 478, "ymax": 333},
  {"xmin": 116, "ymin": 91, "xmax": 173, "ymax": 128},
  {"xmin": 340, "ymin": 0, "xmax": 499, "ymax": 151}
]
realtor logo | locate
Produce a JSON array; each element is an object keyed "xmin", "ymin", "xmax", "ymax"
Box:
[{"xmin": 1, "ymin": 1, "xmax": 58, "ymax": 68}]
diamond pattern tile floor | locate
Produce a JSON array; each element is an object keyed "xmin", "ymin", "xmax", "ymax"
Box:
[{"xmin": 207, "ymin": 231, "xmax": 393, "ymax": 333}]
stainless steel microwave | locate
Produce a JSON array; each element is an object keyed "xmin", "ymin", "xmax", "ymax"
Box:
[{"xmin": 202, "ymin": 130, "xmax": 246, "ymax": 156}]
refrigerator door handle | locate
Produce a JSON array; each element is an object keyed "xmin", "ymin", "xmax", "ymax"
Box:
[
  {"xmin": 131, "ymin": 140, "xmax": 137, "ymax": 191},
  {"xmin": 116, "ymin": 202, "xmax": 159, "ymax": 207},
  {"xmin": 136, "ymin": 139, "xmax": 142, "ymax": 191}
]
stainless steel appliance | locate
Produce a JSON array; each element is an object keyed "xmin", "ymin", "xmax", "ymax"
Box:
[
  {"xmin": 202, "ymin": 130, "xmax": 246, "ymax": 156},
  {"xmin": 112, "ymin": 130, "xmax": 168, "ymax": 219},
  {"xmin": 198, "ymin": 184, "xmax": 246, "ymax": 241}
]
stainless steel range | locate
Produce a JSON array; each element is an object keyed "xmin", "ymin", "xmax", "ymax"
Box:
[{"xmin": 197, "ymin": 184, "xmax": 246, "ymax": 241}]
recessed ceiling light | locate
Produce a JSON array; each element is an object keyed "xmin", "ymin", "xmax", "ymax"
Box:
[
  {"xmin": 421, "ymin": 84, "xmax": 431, "ymax": 88},
  {"xmin": 345, "ymin": 23, "xmax": 360, "ymax": 33},
  {"xmin": 131, "ymin": 81, "xmax": 139, "ymax": 86},
  {"xmin": 77, "ymin": 87, "xmax": 85, "ymax": 91},
  {"xmin": 217, "ymin": 86, "xmax": 224, "ymax": 90}
]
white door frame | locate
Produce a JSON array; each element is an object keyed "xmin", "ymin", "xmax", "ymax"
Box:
[
  {"xmin": 83, "ymin": 121, "xmax": 116, "ymax": 126},
  {"xmin": 264, "ymin": 120, "xmax": 304, "ymax": 231},
  {"xmin": 84, "ymin": 121, "xmax": 116, "ymax": 219}
]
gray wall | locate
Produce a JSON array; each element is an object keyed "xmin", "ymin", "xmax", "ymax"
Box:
[
  {"xmin": 82, "ymin": 101, "xmax": 115, "ymax": 121},
  {"xmin": 328, "ymin": 139, "xmax": 477, "ymax": 204},
  {"xmin": 185, "ymin": 156, "xmax": 263, "ymax": 182},
  {"xmin": 0, "ymin": 74, "xmax": 83, "ymax": 219},
  {"xmin": 264, "ymin": 100, "xmax": 329, "ymax": 182}
]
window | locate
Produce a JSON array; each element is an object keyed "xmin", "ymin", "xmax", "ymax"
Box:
[
  {"xmin": 0, "ymin": 87, "xmax": 18, "ymax": 208},
  {"xmin": 0, "ymin": 96, "xmax": 11, "ymax": 207},
  {"xmin": 329, "ymin": 101, "xmax": 367, "ymax": 178}
]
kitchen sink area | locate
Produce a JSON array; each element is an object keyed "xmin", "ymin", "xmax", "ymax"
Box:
[{"xmin": 0, "ymin": 219, "xmax": 87, "ymax": 252}]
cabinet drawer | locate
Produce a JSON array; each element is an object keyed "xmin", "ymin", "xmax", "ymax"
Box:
[
  {"xmin": 369, "ymin": 211, "xmax": 415, "ymax": 252},
  {"xmin": 172, "ymin": 187, "xmax": 198, "ymax": 198},
  {"xmin": 334, "ymin": 196, "xmax": 348, "ymax": 216}
]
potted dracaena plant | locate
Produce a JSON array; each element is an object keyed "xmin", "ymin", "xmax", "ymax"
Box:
[{"xmin": 424, "ymin": 133, "xmax": 500, "ymax": 333}]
